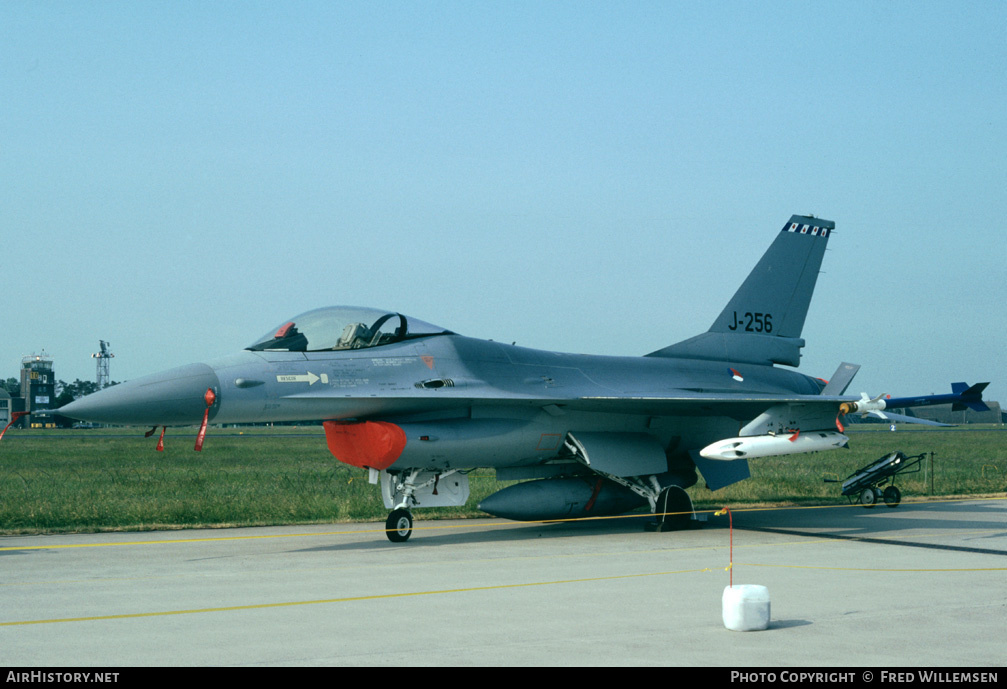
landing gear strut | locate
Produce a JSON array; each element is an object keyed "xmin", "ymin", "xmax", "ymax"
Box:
[{"xmin": 383, "ymin": 469, "xmax": 422, "ymax": 543}]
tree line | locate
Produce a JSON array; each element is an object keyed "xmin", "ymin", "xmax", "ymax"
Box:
[{"xmin": 2, "ymin": 378, "xmax": 119, "ymax": 428}]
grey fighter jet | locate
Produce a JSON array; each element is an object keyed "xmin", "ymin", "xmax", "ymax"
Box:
[{"xmin": 59, "ymin": 215, "xmax": 988, "ymax": 541}]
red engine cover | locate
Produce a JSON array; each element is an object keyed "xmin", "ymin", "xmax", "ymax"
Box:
[{"xmin": 322, "ymin": 420, "xmax": 407, "ymax": 470}]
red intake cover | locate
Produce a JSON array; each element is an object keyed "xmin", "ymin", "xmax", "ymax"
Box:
[{"xmin": 322, "ymin": 420, "xmax": 407, "ymax": 470}]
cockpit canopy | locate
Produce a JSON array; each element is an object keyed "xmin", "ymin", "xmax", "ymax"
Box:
[{"xmin": 246, "ymin": 306, "xmax": 453, "ymax": 352}]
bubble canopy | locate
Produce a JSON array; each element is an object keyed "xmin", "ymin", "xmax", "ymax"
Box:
[{"xmin": 246, "ymin": 306, "xmax": 453, "ymax": 352}]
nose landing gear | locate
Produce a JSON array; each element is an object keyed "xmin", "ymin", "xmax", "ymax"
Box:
[{"xmin": 379, "ymin": 468, "xmax": 470, "ymax": 542}]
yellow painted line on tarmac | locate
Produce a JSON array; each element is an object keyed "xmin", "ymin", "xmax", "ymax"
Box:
[
  {"xmin": 0, "ymin": 522, "xmax": 829, "ymax": 557},
  {"xmin": 734, "ymin": 562, "xmax": 1007, "ymax": 573},
  {"xmin": 0, "ymin": 522, "xmax": 523, "ymax": 551},
  {"xmin": 0, "ymin": 567, "xmax": 712, "ymax": 627},
  {"xmin": 0, "ymin": 529, "xmax": 376, "ymax": 551}
]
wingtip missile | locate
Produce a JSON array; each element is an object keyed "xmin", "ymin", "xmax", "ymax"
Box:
[{"xmin": 839, "ymin": 382, "xmax": 991, "ymax": 418}]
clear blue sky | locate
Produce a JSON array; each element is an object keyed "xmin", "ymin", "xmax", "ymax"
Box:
[{"xmin": 3, "ymin": 1, "xmax": 1005, "ymax": 404}]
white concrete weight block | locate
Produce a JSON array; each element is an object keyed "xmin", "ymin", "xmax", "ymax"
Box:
[{"xmin": 722, "ymin": 585, "xmax": 771, "ymax": 631}]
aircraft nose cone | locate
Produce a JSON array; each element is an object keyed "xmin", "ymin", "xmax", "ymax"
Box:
[{"xmin": 60, "ymin": 363, "xmax": 220, "ymax": 426}]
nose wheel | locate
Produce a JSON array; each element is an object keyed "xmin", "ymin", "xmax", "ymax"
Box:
[{"xmin": 385, "ymin": 509, "xmax": 414, "ymax": 542}]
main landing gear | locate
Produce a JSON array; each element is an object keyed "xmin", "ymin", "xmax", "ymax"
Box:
[
  {"xmin": 561, "ymin": 435, "xmax": 698, "ymax": 532},
  {"xmin": 646, "ymin": 485, "xmax": 696, "ymax": 532}
]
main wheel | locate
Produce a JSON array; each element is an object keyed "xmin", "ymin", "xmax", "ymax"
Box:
[
  {"xmin": 883, "ymin": 485, "xmax": 902, "ymax": 507},
  {"xmin": 650, "ymin": 486, "xmax": 693, "ymax": 531},
  {"xmin": 385, "ymin": 509, "xmax": 413, "ymax": 542},
  {"xmin": 860, "ymin": 486, "xmax": 877, "ymax": 508}
]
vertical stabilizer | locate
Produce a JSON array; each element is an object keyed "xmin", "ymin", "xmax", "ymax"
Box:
[{"xmin": 648, "ymin": 215, "xmax": 833, "ymax": 367}]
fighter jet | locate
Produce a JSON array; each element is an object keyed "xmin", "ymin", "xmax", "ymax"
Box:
[{"xmin": 59, "ymin": 215, "xmax": 988, "ymax": 541}]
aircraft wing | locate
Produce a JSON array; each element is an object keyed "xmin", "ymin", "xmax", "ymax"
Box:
[
  {"xmin": 568, "ymin": 393, "xmax": 849, "ymax": 418},
  {"xmin": 280, "ymin": 386, "xmax": 976, "ymax": 430},
  {"xmin": 279, "ymin": 387, "xmax": 853, "ymax": 426}
]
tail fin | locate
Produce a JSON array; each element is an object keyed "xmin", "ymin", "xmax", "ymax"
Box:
[
  {"xmin": 647, "ymin": 215, "xmax": 834, "ymax": 367},
  {"xmin": 951, "ymin": 382, "xmax": 990, "ymax": 412}
]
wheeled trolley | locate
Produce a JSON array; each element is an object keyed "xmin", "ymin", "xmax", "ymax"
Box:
[{"xmin": 827, "ymin": 451, "xmax": 925, "ymax": 508}]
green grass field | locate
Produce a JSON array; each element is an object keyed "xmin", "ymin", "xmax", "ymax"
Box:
[
  {"xmin": 690, "ymin": 426, "xmax": 1007, "ymax": 508},
  {"xmin": 0, "ymin": 425, "xmax": 1004, "ymax": 534}
]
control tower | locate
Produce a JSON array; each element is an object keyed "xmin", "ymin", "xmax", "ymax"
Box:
[{"xmin": 21, "ymin": 352, "xmax": 56, "ymax": 425}]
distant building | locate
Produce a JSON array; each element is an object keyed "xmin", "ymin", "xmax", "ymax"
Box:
[
  {"xmin": 20, "ymin": 353, "xmax": 57, "ymax": 429},
  {"xmin": 0, "ymin": 388, "xmax": 9, "ymax": 427}
]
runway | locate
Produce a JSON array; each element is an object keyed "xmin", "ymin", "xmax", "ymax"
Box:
[{"xmin": 2, "ymin": 498, "xmax": 1004, "ymax": 666}]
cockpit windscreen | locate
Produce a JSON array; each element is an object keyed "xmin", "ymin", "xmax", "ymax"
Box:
[{"xmin": 246, "ymin": 306, "xmax": 452, "ymax": 352}]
